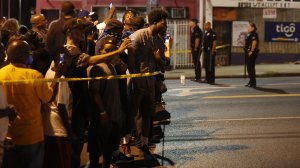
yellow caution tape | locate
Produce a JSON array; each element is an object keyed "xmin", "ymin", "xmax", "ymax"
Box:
[
  {"xmin": 216, "ymin": 44, "xmax": 231, "ymax": 50},
  {"xmin": 171, "ymin": 44, "xmax": 231, "ymax": 54},
  {"xmin": 0, "ymin": 72, "xmax": 160, "ymax": 85}
]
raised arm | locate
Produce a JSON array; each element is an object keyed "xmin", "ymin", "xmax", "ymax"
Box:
[{"xmin": 77, "ymin": 39, "xmax": 131, "ymax": 67}]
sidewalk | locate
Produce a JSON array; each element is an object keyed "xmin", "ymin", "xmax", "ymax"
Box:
[{"xmin": 164, "ymin": 63, "xmax": 300, "ymax": 79}]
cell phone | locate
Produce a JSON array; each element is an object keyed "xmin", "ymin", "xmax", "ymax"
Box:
[
  {"xmin": 59, "ymin": 53, "xmax": 64, "ymax": 64},
  {"xmin": 26, "ymin": 55, "xmax": 33, "ymax": 65},
  {"xmin": 109, "ymin": 3, "xmax": 113, "ymax": 8}
]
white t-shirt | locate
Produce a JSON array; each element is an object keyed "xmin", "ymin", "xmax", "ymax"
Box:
[
  {"xmin": 0, "ymin": 85, "xmax": 9, "ymax": 141},
  {"xmin": 42, "ymin": 68, "xmax": 72, "ymax": 137},
  {"xmin": 96, "ymin": 22, "xmax": 106, "ymax": 37}
]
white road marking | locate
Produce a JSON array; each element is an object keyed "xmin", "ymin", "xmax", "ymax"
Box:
[
  {"xmin": 166, "ymin": 86, "xmax": 234, "ymax": 97},
  {"xmin": 194, "ymin": 116, "xmax": 300, "ymax": 123},
  {"xmin": 203, "ymin": 93, "xmax": 300, "ymax": 99}
]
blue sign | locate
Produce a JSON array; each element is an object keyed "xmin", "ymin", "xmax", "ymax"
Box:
[{"xmin": 265, "ymin": 22, "xmax": 300, "ymax": 42}]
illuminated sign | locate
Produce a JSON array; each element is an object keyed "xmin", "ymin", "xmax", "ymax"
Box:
[
  {"xmin": 212, "ymin": 0, "xmax": 300, "ymax": 9},
  {"xmin": 265, "ymin": 22, "xmax": 300, "ymax": 42},
  {"xmin": 263, "ymin": 8, "xmax": 277, "ymax": 19}
]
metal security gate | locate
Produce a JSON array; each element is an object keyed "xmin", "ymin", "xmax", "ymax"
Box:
[
  {"xmin": 167, "ymin": 20, "xmax": 193, "ymax": 69},
  {"xmin": 166, "ymin": 20, "xmax": 232, "ymax": 69}
]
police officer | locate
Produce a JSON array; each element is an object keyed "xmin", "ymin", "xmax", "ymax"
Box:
[
  {"xmin": 245, "ymin": 22, "xmax": 259, "ymax": 87},
  {"xmin": 190, "ymin": 19, "xmax": 203, "ymax": 81},
  {"xmin": 203, "ymin": 22, "xmax": 217, "ymax": 84}
]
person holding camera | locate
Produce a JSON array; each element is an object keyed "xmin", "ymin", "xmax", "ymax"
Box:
[
  {"xmin": 42, "ymin": 48, "xmax": 74, "ymax": 168},
  {"xmin": 63, "ymin": 17, "xmax": 131, "ymax": 168}
]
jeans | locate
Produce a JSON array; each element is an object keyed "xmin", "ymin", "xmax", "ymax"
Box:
[
  {"xmin": 131, "ymin": 77, "xmax": 155, "ymax": 140},
  {"xmin": 3, "ymin": 141, "xmax": 44, "ymax": 168}
]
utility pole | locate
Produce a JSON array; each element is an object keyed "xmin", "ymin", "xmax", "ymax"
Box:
[
  {"xmin": 147, "ymin": 0, "xmax": 157, "ymax": 13},
  {"xmin": 205, "ymin": 0, "xmax": 213, "ymax": 26},
  {"xmin": 146, "ymin": 0, "xmax": 152, "ymax": 13},
  {"xmin": 199, "ymin": 0, "xmax": 205, "ymax": 67},
  {"xmin": 82, "ymin": 0, "xmax": 87, "ymax": 10},
  {"xmin": 199, "ymin": 0, "xmax": 204, "ymax": 30},
  {"xmin": 0, "ymin": 0, "xmax": 2, "ymax": 17},
  {"xmin": 8, "ymin": 0, "xmax": 11, "ymax": 18},
  {"xmin": 19, "ymin": 0, "xmax": 22, "ymax": 22}
]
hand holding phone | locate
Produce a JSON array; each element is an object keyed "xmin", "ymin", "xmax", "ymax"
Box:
[{"xmin": 59, "ymin": 53, "xmax": 64, "ymax": 64}]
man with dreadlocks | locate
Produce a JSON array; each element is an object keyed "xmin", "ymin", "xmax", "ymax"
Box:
[{"xmin": 128, "ymin": 8, "xmax": 168, "ymax": 162}]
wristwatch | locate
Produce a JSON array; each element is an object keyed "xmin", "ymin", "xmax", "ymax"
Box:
[{"xmin": 100, "ymin": 111, "xmax": 107, "ymax": 116}]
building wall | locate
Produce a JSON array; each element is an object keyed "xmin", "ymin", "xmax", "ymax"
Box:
[
  {"xmin": 1, "ymin": 0, "xmax": 35, "ymax": 27},
  {"xmin": 229, "ymin": 8, "xmax": 300, "ymax": 64},
  {"xmin": 232, "ymin": 8, "xmax": 300, "ymax": 54},
  {"xmin": 36, "ymin": 0, "xmax": 198, "ymax": 18}
]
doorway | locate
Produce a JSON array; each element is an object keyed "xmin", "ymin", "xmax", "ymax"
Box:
[{"xmin": 213, "ymin": 21, "xmax": 232, "ymax": 66}]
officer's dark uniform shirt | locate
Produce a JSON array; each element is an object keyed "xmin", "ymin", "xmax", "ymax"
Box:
[
  {"xmin": 245, "ymin": 31, "xmax": 259, "ymax": 52},
  {"xmin": 203, "ymin": 29, "xmax": 217, "ymax": 52},
  {"xmin": 190, "ymin": 26, "xmax": 202, "ymax": 49}
]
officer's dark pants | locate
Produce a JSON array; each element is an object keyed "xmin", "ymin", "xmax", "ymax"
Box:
[
  {"xmin": 192, "ymin": 49, "xmax": 201, "ymax": 80},
  {"xmin": 131, "ymin": 77, "xmax": 155, "ymax": 141},
  {"xmin": 204, "ymin": 51, "xmax": 216, "ymax": 83},
  {"xmin": 247, "ymin": 52, "xmax": 258, "ymax": 86}
]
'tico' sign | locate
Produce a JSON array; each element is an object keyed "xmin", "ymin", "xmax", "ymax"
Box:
[{"xmin": 265, "ymin": 22, "xmax": 300, "ymax": 42}]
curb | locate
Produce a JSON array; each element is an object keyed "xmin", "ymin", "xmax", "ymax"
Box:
[{"xmin": 164, "ymin": 73, "xmax": 300, "ymax": 80}]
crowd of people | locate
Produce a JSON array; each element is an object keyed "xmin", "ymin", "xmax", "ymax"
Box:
[{"xmin": 0, "ymin": 1, "xmax": 170, "ymax": 168}]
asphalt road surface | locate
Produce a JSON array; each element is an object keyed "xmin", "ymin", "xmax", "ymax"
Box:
[{"xmin": 155, "ymin": 77, "xmax": 300, "ymax": 168}]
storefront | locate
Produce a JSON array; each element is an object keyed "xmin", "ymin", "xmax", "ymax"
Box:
[
  {"xmin": 36, "ymin": 0, "xmax": 198, "ymax": 24},
  {"xmin": 205, "ymin": 0, "xmax": 300, "ymax": 65}
]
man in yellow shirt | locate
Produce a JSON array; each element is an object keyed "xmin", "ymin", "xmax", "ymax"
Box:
[{"xmin": 0, "ymin": 39, "xmax": 53, "ymax": 168}]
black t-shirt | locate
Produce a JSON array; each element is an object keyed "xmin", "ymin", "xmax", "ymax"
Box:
[
  {"xmin": 190, "ymin": 26, "xmax": 203, "ymax": 49},
  {"xmin": 46, "ymin": 18, "xmax": 72, "ymax": 56},
  {"xmin": 245, "ymin": 31, "xmax": 259, "ymax": 51},
  {"xmin": 88, "ymin": 63, "xmax": 124, "ymax": 124},
  {"xmin": 203, "ymin": 29, "xmax": 217, "ymax": 52},
  {"xmin": 65, "ymin": 45, "xmax": 90, "ymax": 116}
]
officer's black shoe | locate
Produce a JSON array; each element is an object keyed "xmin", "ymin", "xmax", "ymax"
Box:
[{"xmin": 245, "ymin": 83, "xmax": 256, "ymax": 87}]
